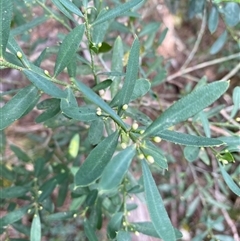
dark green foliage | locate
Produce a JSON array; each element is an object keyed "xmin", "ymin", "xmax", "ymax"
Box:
[{"xmin": 0, "ymin": 0, "xmax": 239, "ymax": 240}]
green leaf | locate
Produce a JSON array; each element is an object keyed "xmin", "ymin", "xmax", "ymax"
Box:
[
  {"xmin": 210, "ymin": 30, "xmax": 228, "ymax": 55},
  {"xmin": 131, "ymin": 78, "xmax": 150, "ymax": 101},
  {"xmin": 92, "ymin": 0, "xmax": 143, "ymax": 26},
  {"xmin": 157, "ymin": 130, "xmax": 224, "ymax": 147},
  {"xmin": 10, "ymin": 145, "xmax": 31, "ymax": 162},
  {"xmin": 231, "ymin": 86, "xmax": 240, "ymax": 118},
  {"xmin": 115, "ymin": 37, "xmax": 140, "ymax": 109},
  {"xmin": 58, "ymin": 0, "xmax": 83, "ymax": 17},
  {"xmin": 184, "ymin": 146, "xmax": 200, "ymax": 162},
  {"xmin": 1, "ymin": 186, "xmax": 29, "ymax": 199},
  {"xmin": 84, "ymin": 219, "xmax": 98, "ymax": 241},
  {"xmin": 99, "ymin": 145, "xmax": 136, "ymax": 191},
  {"xmin": 142, "ymin": 160, "xmax": 176, "ymax": 241},
  {"xmin": 88, "ymin": 119, "xmax": 104, "ymax": 145},
  {"xmin": 60, "ymin": 86, "xmax": 78, "ymax": 109},
  {"xmin": 30, "ymin": 213, "xmax": 41, "ymax": 241},
  {"xmin": 35, "ymin": 99, "xmax": 60, "ymax": 123},
  {"xmin": 0, "ymin": 85, "xmax": 38, "ymax": 130},
  {"xmin": 117, "ymin": 231, "xmax": 131, "ymax": 241},
  {"xmin": 208, "ymin": 6, "xmax": 219, "ymax": 34},
  {"xmin": 44, "ymin": 211, "xmax": 76, "ymax": 222},
  {"xmin": 143, "ymin": 81, "xmax": 229, "ymax": 138},
  {"xmin": 92, "ymin": 9, "xmax": 110, "ymax": 44},
  {"xmin": 61, "ymin": 106, "xmax": 98, "ymax": 122},
  {"xmin": 111, "ymin": 36, "xmax": 124, "ymax": 97},
  {"xmin": 219, "ymin": 163, "xmax": 240, "ymax": 196},
  {"xmin": 75, "ymin": 131, "xmax": 119, "ymax": 187},
  {"xmin": 0, "ymin": 0, "xmax": 12, "ymax": 57},
  {"xmin": 107, "ymin": 212, "xmax": 123, "ymax": 239},
  {"xmin": 68, "ymin": 133, "xmax": 80, "ymax": 158},
  {"xmin": 52, "ymin": 0, "xmax": 76, "ymax": 22},
  {"xmin": 1, "ymin": 205, "xmax": 30, "ymax": 227},
  {"xmin": 140, "ymin": 141, "xmax": 168, "ymax": 169},
  {"xmin": 11, "ymin": 15, "xmax": 48, "ymax": 36},
  {"xmin": 132, "ymin": 222, "xmax": 183, "ymax": 240},
  {"xmin": 223, "ymin": 2, "xmax": 240, "ymax": 27},
  {"xmin": 139, "ymin": 22, "xmax": 161, "ymax": 37},
  {"xmin": 54, "ymin": 24, "xmax": 85, "ymax": 77},
  {"xmin": 23, "ymin": 70, "xmax": 66, "ymax": 99},
  {"xmin": 0, "ymin": 130, "xmax": 6, "ymax": 154},
  {"xmin": 38, "ymin": 178, "xmax": 58, "ymax": 202},
  {"xmin": 92, "ymin": 79, "xmax": 113, "ymax": 92},
  {"xmin": 73, "ymin": 79, "xmax": 128, "ymax": 131}
]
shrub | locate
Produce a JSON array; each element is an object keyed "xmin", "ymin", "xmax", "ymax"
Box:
[{"xmin": 0, "ymin": 0, "xmax": 239, "ymax": 240}]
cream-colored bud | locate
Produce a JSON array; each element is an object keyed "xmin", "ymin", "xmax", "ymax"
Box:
[
  {"xmin": 138, "ymin": 153, "xmax": 144, "ymax": 159},
  {"xmin": 122, "ymin": 104, "xmax": 128, "ymax": 110},
  {"xmin": 99, "ymin": 89, "xmax": 105, "ymax": 96},
  {"xmin": 146, "ymin": 155, "xmax": 154, "ymax": 163},
  {"xmin": 17, "ymin": 51, "xmax": 22, "ymax": 58},
  {"xmin": 153, "ymin": 136, "xmax": 161, "ymax": 143},
  {"xmin": 98, "ymin": 42, "xmax": 102, "ymax": 48},
  {"xmin": 121, "ymin": 143, "xmax": 127, "ymax": 149},
  {"xmin": 44, "ymin": 70, "xmax": 50, "ymax": 76},
  {"xmin": 132, "ymin": 123, "xmax": 138, "ymax": 130},
  {"xmin": 139, "ymin": 130, "xmax": 145, "ymax": 134}
]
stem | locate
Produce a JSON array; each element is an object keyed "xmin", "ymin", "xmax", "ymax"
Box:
[
  {"xmin": 84, "ymin": 11, "xmax": 97, "ymax": 83},
  {"xmin": 166, "ymin": 52, "xmax": 240, "ymax": 82},
  {"xmin": 180, "ymin": 6, "xmax": 207, "ymax": 70},
  {"xmin": 36, "ymin": 0, "xmax": 71, "ymax": 31}
]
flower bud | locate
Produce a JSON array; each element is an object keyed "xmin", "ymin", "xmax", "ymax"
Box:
[
  {"xmin": 122, "ymin": 104, "xmax": 128, "ymax": 110},
  {"xmin": 132, "ymin": 123, "xmax": 138, "ymax": 130},
  {"xmin": 153, "ymin": 136, "xmax": 161, "ymax": 143},
  {"xmin": 146, "ymin": 155, "xmax": 154, "ymax": 163},
  {"xmin": 17, "ymin": 51, "xmax": 22, "ymax": 58}
]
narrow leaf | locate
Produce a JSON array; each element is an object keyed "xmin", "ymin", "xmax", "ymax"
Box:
[
  {"xmin": 75, "ymin": 131, "xmax": 119, "ymax": 187},
  {"xmin": 1, "ymin": 186, "xmax": 28, "ymax": 199},
  {"xmin": 84, "ymin": 219, "xmax": 98, "ymax": 241},
  {"xmin": 157, "ymin": 130, "xmax": 224, "ymax": 147},
  {"xmin": 116, "ymin": 37, "xmax": 140, "ymax": 108},
  {"xmin": 45, "ymin": 211, "xmax": 76, "ymax": 222},
  {"xmin": 0, "ymin": 85, "xmax": 38, "ymax": 130},
  {"xmin": 208, "ymin": 6, "xmax": 219, "ymax": 34},
  {"xmin": 73, "ymin": 79, "xmax": 128, "ymax": 131},
  {"xmin": 210, "ymin": 30, "xmax": 228, "ymax": 55},
  {"xmin": 219, "ymin": 163, "xmax": 240, "ymax": 196},
  {"xmin": 111, "ymin": 36, "xmax": 124, "ymax": 97},
  {"xmin": 1, "ymin": 205, "xmax": 30, "ymax": 227},
  {"xmin": 0, "ymin": 0, "xmax": 12, "ymax": 57},
  {"xmin": 23, "ymin": 69, "xmax": 66, "ymax": 99},
  {"xmin": 143, "ymin": 81, "xmax": 229, "ymax": 138},
  {"xmin": 117, "ymin": 231, "xmax": 131, "ymax": 241},
  {"xmin": 59, "ymin": 0, "xmax": 83, "ymax": 17},
  {"xmin": 62, "ymin": 106, "xmax": 98, "ymax": 122},
  {"xmin": 132, "ymin": 222, "xmax": 183, "ymax": 240},
  {"xmin": 99, "ymin": 145, "xmax": 136, "ymax": 191},
  {"xmin": 88, "ymin": 119, "xmax": 104, "ymax": 145},
  {"xmin": 30, "ymin": 213, "xmax": 41, "ymax": 241},
  {"xmin": 92, "ymin": 0, "xmax": 143, "ymax": 26},
  {"xmin": 142, "ymin": 160, "xmax": 176, "ymax": 241},
  {"xmin": 184, "ymin": 146, "xmax": 200, "ymax": 162},
  {"xmin": 107, "ymin": 212, "xmax": 123, "ymax": 239},
  {"xmin": 60, "ymin": 86, "xmax": 78, "ymax": 109},
  {"xmin": 10, "ymin": 145, "xmax": 31, "ymax": 162},
  {"xmin": 52, "ymin": 0, "xmax": 76, "ymax": 22},
  {"xmin": 54, "ymin": 24, "xmax": 85, "ymax": 77}
]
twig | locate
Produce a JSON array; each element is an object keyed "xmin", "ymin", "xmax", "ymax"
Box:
[
  {"xmin": 166, "ymin": 52, "xmax": 240, "ymax": 82},
  {"xmin": 181, "ymin": 7, "xmax": 207, "ymax": 70},
  {"xmin": 221, "ymin": 208, "xmax": 240, "ymax": 241},
  {"xmin": 220, "ymin": 61, "xmax": 240, "ymax": 82}
]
